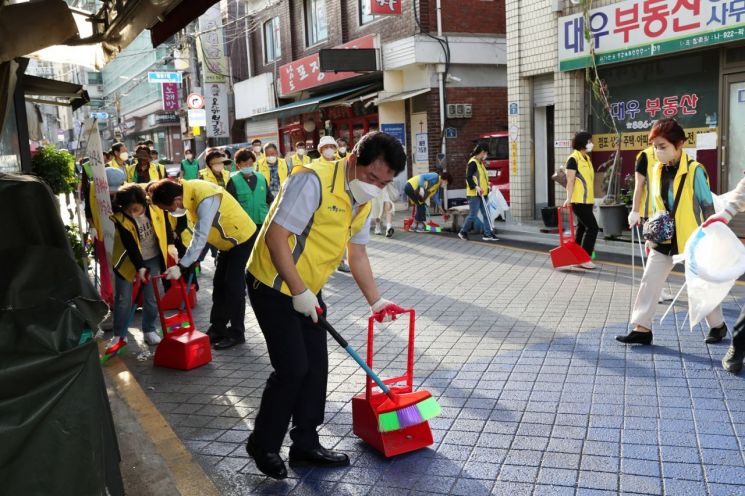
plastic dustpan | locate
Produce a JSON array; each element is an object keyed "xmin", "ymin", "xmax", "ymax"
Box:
[
  {"xmin": 159, "ymin": 277, "xmax": 197, "ymax": 310},
  {"xmin": 151, "ymin": 274, "xmax": 211, "ymax": 371},
  {"xmin": 550, "ymin": 206, "xmax": 591, "ymax": 269}
]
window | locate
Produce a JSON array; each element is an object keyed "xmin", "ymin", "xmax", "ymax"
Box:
[
  {"xmin": 263, "ymin": 17, "xmax": 282, "ymax": 63},
  {"xmin": 359, "ymin": 0, "xmax": 379, "ymax": 25},
  {"xmin": 305, "ymin": 0, "xmax": 328, "ymax": 46}
]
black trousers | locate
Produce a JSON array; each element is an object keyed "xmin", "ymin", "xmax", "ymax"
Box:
[
  {"xmin": 571, "ymin": 203, "xmax": 599, "ymax": 257},
  {"xmin": 247, "ymin": 273, "xmax": 328, "ymax": 453},
  {"xmin": 733, "ymin": 305, "xmax": 745, "ymax": 350},
  {"xmin": 404, "ymin": 183, "xmax": 426, "ymax": 221},
  {"xmin": 209, "ymin": 235, "xmax": 255, "ymax": 338}
]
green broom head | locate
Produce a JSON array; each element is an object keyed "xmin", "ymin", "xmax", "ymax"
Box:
[
  {"xmin": 100, "ymin": 340, "xmax": 127, "ymax": 365},
  {"xmin": 377, "ymin": 390, "xmax": 441, "ymax": 432}
]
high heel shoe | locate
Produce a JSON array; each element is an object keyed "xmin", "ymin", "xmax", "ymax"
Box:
[{"xmin": 615, "ymin": 330, "xmax": 653, "ymax": 345}]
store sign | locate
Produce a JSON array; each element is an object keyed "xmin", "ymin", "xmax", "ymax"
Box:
[
  {"xmin": 369, "ymin": 0, "xmax": 402, "ymax": 15},
  {"xmin": 235, "ymin": 73, "xmax": 276, "ymax": 119},
  {"xmin": 198, "ymin": 5, "xmax": 228, "ymax": 83},
  {"xmin": 162, "ymin": 83, "xmax": 180, "ymax": 111},
  {"xmin": 381, "ymin": 123, "xmax": 406, "ymax": 145},
  {"xmin": 592, "ymin": 126, "xmax": 717, "ymax": 152},
  {"xmin": 559, "ymin": 0, "xmax": 745, "ymax": 72},
  {"xmin": 205, "ymin": 83, "xmax": 229, "ymax": 138},
  {"xmin": 279, "ymin": 34, "xmax": 376, "ymax": 96},
  {"xmin": 188, "ymin": 109, "xmax": 207, "ymax": 127},
  {"xmin": 415, "ymin": 132, "xmax": 428, "ymax": 163},
  {"xmin": 148, "ymin": 72, "xmax": 182, "ymax": 84}
]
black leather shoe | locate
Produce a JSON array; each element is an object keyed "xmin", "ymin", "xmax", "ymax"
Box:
[
  {"xmin": 705, "ymin": 324, "xmax": 728, "ymax": 344},
  {"xmin": 615, "ymin": 330, "xmax": 653, "ymax": 345},
  {"xmin": 213, "ymin": 336, "xmax": 245, "ymax": 350},
  {"xmin": 722, "ymin": 345, "xmax": 745, "ymax": 373},
  {"xmin": 246, "ymin": 435, "xmax": 287, "ymax": 480},
  {"xmin": 205, "ymin": 326, "xmax": 225, "ymax": 344},
  {"xmin": 288, "ymin": 445, "xmax": 350, "ymax": 468}
]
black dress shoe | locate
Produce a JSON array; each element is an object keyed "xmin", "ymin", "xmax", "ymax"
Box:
[
  {"xmin": 288, "ymin": 445, "xmax": 350, "ymax": 468},
  {"xmin": 213, "ymin": 336, "xmax": 245, "ymax": 350},
  {"xmin": 722, "ymin": 345, "xmax": 745, "ymax": 373},
  {"xmin": 246, "ymin": 435, "xmax": 287, "ymax": 480},
  {"xmin": 705, "ymin": 324, "xmax": 728, "ymax": 344},
  {"xmin": 205, "ymin": 326, "xmax": 225, "ymax": 344},
  {"xmin": 615, "ymin": 330, "xmax": 653, "ymax": 345}
]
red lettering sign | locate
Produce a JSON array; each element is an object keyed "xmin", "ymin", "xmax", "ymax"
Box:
[
  {"xmin": 370, "ymin": 0, "xmax": 402, "ymax": 15},
  {"xmin": 279, "ymin": 35, "xmax": 376, "ymax": 96}
]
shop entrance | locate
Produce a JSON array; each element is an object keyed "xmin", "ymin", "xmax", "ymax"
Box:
[
  {"xmin": 533, "ymin": 105, "xmax": 555, "ymax": 218},
  {"xmin": 723, "ymin": 72, "xmax": 745, "ymax": 236}
]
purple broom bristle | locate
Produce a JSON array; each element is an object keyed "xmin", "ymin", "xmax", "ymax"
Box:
[{"xmin": 397, "ymin": 404, "xmax": 424, "ymax": 427}]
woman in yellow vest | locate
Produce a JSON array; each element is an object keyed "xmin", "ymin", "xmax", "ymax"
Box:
[
  {"xmin": 126, "ymin": 146, "xmax": 166, "ymax": 183},
  {"xmin": 458, "ymin": 144, "xmax": 497, "ymax": 241},
  {"xmin": 244, "ymin": 131, "xmax": 406, "ymax": 480},
  {"xmin": 199, "ymin": 151, "xmax": 231, "ymax": 187},
  {"xmin": 563, "ymin": 131, "xmax": 598, "ymax": 269},
  {"xmin": 404, "ymin": 172, "xmax": 451, "ymax": 232},
  {"xmin": 256, "ymin": 143, "xmax": 291, "ymax": 198},
  {"xmin": 149, "ymin": 178, "xmax": 257, "ymax": 350},
  {"xmin": 617, "ymin": 118, "xmax": 726, "ymax": 345},
  {"xmin": 110, "ymin": 183, "xmax": 177, "ymax": 348},
  {"xmin": 628, "ymin": 145, "xmax": 657, "ymax": 226}
]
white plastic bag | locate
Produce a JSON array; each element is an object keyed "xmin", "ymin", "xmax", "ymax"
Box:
[
  {"xmin": 673, "ymin": 222, "xmax": 745, "ymax": 327},
  {"xmin": 712, "ymin": 191, "xmax": 735, "ymax": 214},
  {"xmin": 487, "ymin": 186, "xmax": 509, "ymax": 221}
]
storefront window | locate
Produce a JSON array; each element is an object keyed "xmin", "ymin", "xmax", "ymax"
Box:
[
  {"xmin": 0, "ymin": 102, "xmax": 21, "ymax": 173},
  {"xmin": 305, "ymin": 0, "xmax": 328, "ymax": 46}
]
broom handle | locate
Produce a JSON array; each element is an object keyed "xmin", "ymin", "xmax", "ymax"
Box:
[{"xmin": 317, "ymin": 314, "xmax": 394, "ymax": 398}]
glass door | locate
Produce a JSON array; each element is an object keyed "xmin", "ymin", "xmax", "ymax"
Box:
[{"xmin": 723, "ymin": 73, "xmax": 745, "ymax": 237}]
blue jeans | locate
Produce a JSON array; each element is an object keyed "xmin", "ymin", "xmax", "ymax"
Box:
[
  {"xmin": 460, "ymin": 195, "xmax": 492, "ymax": 236},
  {"xmin": 113, "ymin": 257, "xmax": 162, "ymax": 338}
]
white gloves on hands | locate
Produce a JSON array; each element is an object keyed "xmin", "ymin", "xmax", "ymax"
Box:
[
  {"xmin": 165, "ymin": 265, "xmax": 181, "ymax": 280},
  {"xmin": 370, "ymin": 298, "xmax": 405, "ymax": 323},
  {"xmin": 167, "ymin": 244, "xmax": 179, "ymax": 263},
  {"xmin": 292, "ymin": 289, "xmax": 320, "ymax": 323},
  {"xmin": 628, "ymin": 211, "xmax": 641, "ymax": 227}
]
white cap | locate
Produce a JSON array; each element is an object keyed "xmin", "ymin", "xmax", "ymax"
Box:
[
  {"xmin": 317, "ymin": 135, "xmax": 337, "ymax": 152},
  {"xmin": 106, "ymin": 167, "xmax": 126, "ymax": 193}
]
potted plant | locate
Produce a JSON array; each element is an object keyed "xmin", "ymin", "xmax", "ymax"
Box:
[{"xmin": 598, "ymin": 151, "xmax": 628, "ymax": 238}]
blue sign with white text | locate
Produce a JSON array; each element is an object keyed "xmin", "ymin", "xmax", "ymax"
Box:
[
  {"xmin": 147, "ymin": 72, "xmax": 182, "ymax": 84},
  {"xmin": 381, "ymin": 123, "xmax": 406, "ymax": 146}
]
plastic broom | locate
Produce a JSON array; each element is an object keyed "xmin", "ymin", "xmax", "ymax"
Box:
[{"xmin": 316, "ymin": 313, "xmax": 440, "ymax": 432}]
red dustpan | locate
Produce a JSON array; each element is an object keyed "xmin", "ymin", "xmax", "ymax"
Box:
[{"xmin": 550, "ymin": 205, "xmax": 591, "ymax": 269}]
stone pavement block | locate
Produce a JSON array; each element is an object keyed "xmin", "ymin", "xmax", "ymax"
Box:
[
  {"xmin": 490, "ymin": 480, "xmax": 533, "ymax": 496},
  {"xmin": 620, "ymin": 473, "xmax": 662, "ymax": 494}
]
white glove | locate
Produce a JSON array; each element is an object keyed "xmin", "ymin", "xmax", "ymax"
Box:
[
  {"xmin": 164, "ymin": 265, "xmax": 181, "ymax": 280},
  {"xmin": 292, "ymin": 289, "xmax": 320, "ymax": 323},
  {"xmin": 89, "ymin": 226, "xmax": 98, "ymax": 240},
  {"xmin": 628, "ymin": 211, "xmax": 641, "ymax": 227},
  {"xmin": 418, "ymin": 187, "xmax": 426, "ymax": 200},
  {"xmin": 136, "ymin": 268, "xmax": 148, "ymax": 283},
  {"xmin": 476, "ymin": 186, "xmax": 483, "ymax": 196},
  {"xmin": 370, "ymin": 298, "xmax": 405, "ymax": 323},
  {"xmin": 167, "ymin": 244, "xmax": 179, "ymax": 263}
]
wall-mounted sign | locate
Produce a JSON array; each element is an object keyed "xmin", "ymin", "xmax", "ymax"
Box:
[
  {"xmin": 205, "ymin": 83, "xmax": 229, "ymax": 138},
  {"xmin": 509, "ymin": 102, "xmax": 519, "ymax": 115},
  {"xmin": 381, "ymin": 123, "xmax": 406, "ymax": 146},
  {"xmin": 369, "ymin": 0, "xmax": 402, "ymax": 15},
  {"xmin": 445, "ymin": 127, "xmax": 457, "ymax": 139},
  {"xmin": 559, "ymin": 0, "xmax": 745, "ymax": 72},
  {"xmin": 187, "ymin": 109, "xmax": 207, "ymax": 127},
  {"xmin": 148, "ymin": 71, "xmax": 182, "ymax": 84},
  {"xmin": 162, "ymin": 83, "xmax": 180, "ymax": 111},
  {"xmin": 197, "ymin": 5, "xmax": 228, "ymax": 83},
  {"xmin": 415, "ymin": 132, "xmax": 428, "ymax": 163}
]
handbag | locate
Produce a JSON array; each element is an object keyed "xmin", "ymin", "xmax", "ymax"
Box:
[
  {"xmin": 643, "ymin": 172, "xmax": 687, "ymax": 245},
  {"xmin": 552, "ymin": 167, "xmax": 568, "ymax": 188}
]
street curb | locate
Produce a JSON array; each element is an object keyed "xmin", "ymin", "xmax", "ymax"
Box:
[{"xmin": 99, "ymin": 341, "xmax": 219, "ymax": 496}]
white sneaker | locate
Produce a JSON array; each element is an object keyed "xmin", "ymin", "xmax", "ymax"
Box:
[
  {"xmin": 374, "ymin": 227, "xmax": 382, "ymax": 235},
  {"xmin": 659, "ymin": 288, "xmax": 674, "ymax": 302},
  {"xmin": 144, "ymin": 331, "xmax": 162, "ymax": 345},
  {"xmin": 580, "ymin": 261, "xmax": 597, "ymax": 269}
]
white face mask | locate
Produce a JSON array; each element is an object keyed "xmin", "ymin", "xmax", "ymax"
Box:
[
  {"xmin": 240, "ymin": 166, "xmax": 253, "ymax": 176},
  {"xmin": 296, "ymin": 148, "xmax": 306, "ymax": 156},
  {"xmin": 171, "ymin": 207, "xmax": 187, "ymax": 217},
  {"xmin": 655, "ymin": 145, "xmax": 677, "ymax": 165},
  {"xmin": 339, "ymin": 146, "xmax": 347, "ymax": 154},
  {"xmin": 185, "ymin": 154, "xmax": 193, "ymax": 160},
  {"xmin": 322, "ymin": 148, "xmax": 336, "ymax": 160},
  {"xmin": 266, "ymin": 156, "xmax": 278, "ymax": 165},
  {"xmin": 211, "ymin": 163, "xmax": 225, "ymax": 173},
  {"xmin": 253, "ymin": 146, "xmax": 262, "ymax": 154},
  {"xmin": 348, "ymin": 166, "xmax": 382, "ymax": 204},
  {"xmin": 585, "ymin": 142, "xmax": 594, "ymax": 152},
  {"xmin": 119, "ymin": 152, "xmax": 129, "ymax": 162}
]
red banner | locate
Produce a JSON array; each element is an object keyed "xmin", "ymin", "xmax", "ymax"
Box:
[
  {"xmin": 162, "ymin": 83, "xmax": 180, "ymax": 111},
  {"xmin": 279, "ymin": 34, "xmax": 376, "ymax": 96},
  {"xmin": 370, "ymin": 0, "xmax": 402, "ymax": 16}
]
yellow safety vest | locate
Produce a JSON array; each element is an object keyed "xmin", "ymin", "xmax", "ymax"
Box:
[
  {"xmin": 256, "ymin": 157, "xmax": 290, "ymax": 186},
  {"xmin": 110, "ymin": 203, "xmax": 169, "ymax": 281},
  {"xmin": 107, "ymin": 159, "xmax": 127, "ymax": 173},
  {"xmin": 182, "ymin": 180, "xmax": 256, "ymax": 251},
  {"xmin": 168, "ymin": 214, "xmax": 194, "ymax": 248},
  {"xmin": 407, "ymin": 174, "xmax": 441, "ymax": 204},
  {"xmin": 290, "ymin": 153, "xmax": 311, "ymax": 171},
  {"xmin": 248, "ymin": 160, "xmax": 372, "ymax": 296},
  {"xmin": 649, "ymin": 151, "xmax": 708, "ymax": 253},
  {"xmin": 636, "ymin": 146, "xmax": 656, "ymax": 218},
  {"xmin": 568, "ymin": 149, "xmax": 595, "ymax": 204},
  {"xmin": 126, "ymin": 163, "xmax": 165, "ymax": 183},
  {"xmin": 465, "ymin": 157, "xmax": 489, "ymax": 197},
  {"xmin": 199, "ymin": 167, "xmax": 230, "ymax": 187}
]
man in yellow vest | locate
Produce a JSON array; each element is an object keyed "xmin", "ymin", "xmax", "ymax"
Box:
[
  {"xmin": 108, "ymin": 142, "xmax": 129, "ymax": 172},
  {"xmin": 289, "ymin": 141, "xmax": 311, "ymax": 171},
  {"xmin": 127, "ymin": 146, "xmax": 166, "ymax": 183},
  {"xmin": 256, "ymin": 143, "xmax": 291, "ymax": 198},
  {"xmin": 149, "ymin": 178, "xmax": 257, "ymax": 350},
  {"xmin": 244, "ymin": 131, "xmax": 406, "ymax": 479}
]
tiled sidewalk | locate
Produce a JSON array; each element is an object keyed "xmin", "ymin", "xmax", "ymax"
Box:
[{"xmin": 121, "ymin": 232, "xmax": 745, "ymax": 495}]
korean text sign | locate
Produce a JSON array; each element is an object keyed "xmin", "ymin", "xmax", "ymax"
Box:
[
  {"xmin": 559, "ymin": 0, "xmax": 745, "ymax": 71},
  {"xmin": 279, "ymin": 35, "xmax": 376, "ymax": 96}
]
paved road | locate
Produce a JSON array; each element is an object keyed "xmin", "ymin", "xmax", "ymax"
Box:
[{"xmin": 122, "ymin": 231, "xmax": 745, "ymax": 495}]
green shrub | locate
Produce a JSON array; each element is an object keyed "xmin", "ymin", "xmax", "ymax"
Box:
[{"xmin": 31, "ymin": 145, "xmax": 76, "ymax": 195}]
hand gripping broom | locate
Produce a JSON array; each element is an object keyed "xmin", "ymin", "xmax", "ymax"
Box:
[{"xmin": 317, "ymin": 313, "xmax": 440, "ymax": 432}]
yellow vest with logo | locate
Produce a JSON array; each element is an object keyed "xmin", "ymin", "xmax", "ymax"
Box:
[
  {"xmin": 111, "ymin": 205, "xmax": 169, "ymax": 281},
  {"xmin": 636, "ymin": 146, "xmax": 656, "ymax": 218},
  {"xmin": 182, "ymin": 180, "xmax": 256, "ymax": 251},
  {"xmin": 465, "ymin": 157, "xmax": 489, "ymax": 197},
  {"xmin": 407, "ymin": 174, "xmax": 441, "ymax": 204},
  {"xmin": 126, "ymin": 163, "xmax": 165, "ymax": 183},
  {"xmin": 290, "ymin": 153, "xmax": 311, "ymax": 171},
  {"xmin": 107, "ymin": 159, "xmax": 127, "ymax": 173},
  {"xmin": 649, "ymin": 151, "xmax": 708, "ymax": 253},
  {"xmin": 256, "ymin": 157, "xmax": 290, "ymax": 186},
  {"xmin": 248, "ymin": 160, "xmax": 372, "ymax": 296},
  {"xmin": 199, "ymin": 167, "xmax": 230, "ymax": 187},
  {"xmin": 568, "ymin": 150, "xmax": 595, "ymax": 204}
]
